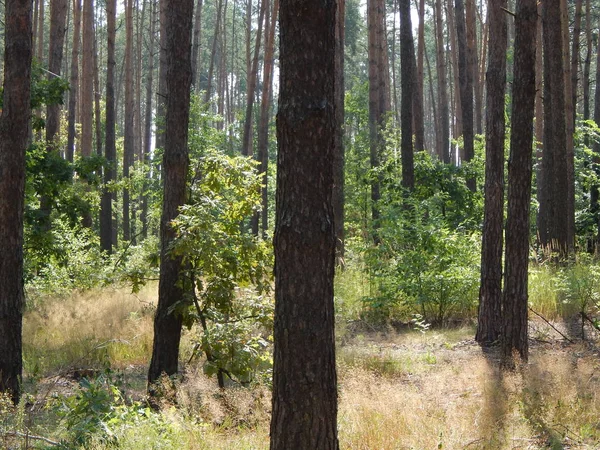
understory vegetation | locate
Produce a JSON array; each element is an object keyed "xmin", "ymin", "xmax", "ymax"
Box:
[{"xmin": 6, "ymin": 60, "xmax": 600, "ymax": 450}]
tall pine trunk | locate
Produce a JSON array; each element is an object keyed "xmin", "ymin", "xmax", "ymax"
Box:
[{"xmin": 0, "ymin": 0, "xmax": 33, "ymax": 404}]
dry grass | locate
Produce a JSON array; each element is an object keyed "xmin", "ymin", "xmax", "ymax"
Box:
[
  {"xmin": 23, "ymin": 283, "xmax": 159, "ymax": 377},
  {"xmin": 14, "ymin": 290, "xmax": 600, "ymax": 449}
]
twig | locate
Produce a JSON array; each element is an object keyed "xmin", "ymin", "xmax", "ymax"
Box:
[
  {"xmin": 3, "ymin": 431, "xmax": 60, "ymax": 446},
  {"xmin": 528, "ymin": 307, "xmax": 574, "ymax": 343},
  {"xmin": 501, "ymin": 7, "xmax": 516, "ymax": 17},
  {"xmin": 582, "ymin": 312, "xmax": 600, "ymax": 332}
]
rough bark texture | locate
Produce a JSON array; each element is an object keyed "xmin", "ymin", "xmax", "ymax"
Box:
[
  {"xmin": 123, "ymin": 0, "xmax": 134, "ymax": 242},
  {"xmin": 455, "ymin": 0, "xmax": 475, "ymax": 189},
  {"xmin": 477, "ymin": 0, "xmax": 507, "ymax": 345},
  {"xmin": 269, "ymin": 0, "xmax": 339, "ymax": 447},
  {"xmin": 0, "ymin": 0, "xmax": 32, "ymax": 404},
  {"xmin": 141, "ymin": 0, "xmax": 157, "ymax": 239},
  {"xmin": 191, "ymin": 0, "xmax": 203, "ymax": 89},
  {"xmin": 367, "ymin": 0, "xmax": 389, "ymax": 243},
  {"xmin": 66, "ymin": 0, "xmax": 81, "ymax": 162},
  {"xmin": 45, "ymin": 0, "xmax": 68, "ymax": 145},
  {"xmin": 538, "ymin": 0, "xmax": 569, "ymax": 256},
  {"xmin": 256, "ymin": 0, "xmax": 278, "ymax": 236},
  {"xmin": 80, "ymin": 0, "xmax": 94, "ymax": 157},
  {"xmin": 101, "ymin": 0, "xmax": 116, "ymax": 253},
  {"xmin": 399, "ymin": 0, "xmax": 414, "ymax": 191},
  {"xmin": 242, "ymin": 0, "xmax": 265, "ymax": 160},
  {"xmin": 148, "ymin": 0, "xmax": 193, "ymax": 386},
  {"xmin": 502, "ymin": 0, "xmax": 537, "ymax": 365},
  {"xmin": 435, "ymin": 0, "xmax": 450, "ymax": 163},
  {"xmin": 333, "ymin": 0, "xmax": 345, "ymax": 262}
]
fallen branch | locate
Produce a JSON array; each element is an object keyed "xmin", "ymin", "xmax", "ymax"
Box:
[
  {"xmin": 3, "ymin": 431, "xmax": 60, "ymax": 446},
  {"xmin": 528, "ymin": 307, "xmax": 574, "ymax": 344}
]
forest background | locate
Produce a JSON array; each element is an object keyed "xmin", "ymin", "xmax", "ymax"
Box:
[{"xmin": 2, "ymin": 0, "xmax": 600, "ymax": 448}]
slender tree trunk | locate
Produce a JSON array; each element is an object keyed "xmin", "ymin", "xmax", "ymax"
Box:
[
  {"xmin": 477, "ymin": 0, "xmax": 507, "ymax": 345},
  {"xmin": 333, "ymin": 0, "xmax": 345, "ymax": 262},
  {"xmin": 455, "ymin": 0, "xmax": 475, "ymax": 190},
  {"xmin": 583, "ymin": 0, "xmax": 592, "ymax": 123},
  {"xmin": 148, "ymin": 0, "xmax": 194, "ymax": 387},
  {"xmin": 123, "ymin": 0, "xmax": 134, "ymax": 242},
  {"xmin": 191, "ymin": 0, "xmax": 203, "ymax": 89},
  {"xmin": 37, "ymin": 0, "xmax": 45, "ymax": 64},
  {"xmin": 571, "ymin": 0, "xmax": 583, "ymax": 126},
  {"xmin": 270, "ymin": 0, "xmax": 338, "ymax": 446},
  {"xmin": 93, "ymin": 34, "xmax": 102, "ymax": 157},
  {"xmin": 367, "ymin": 0, "xmax": 389, "ymax": 243},
  {"xmin": 400, "ymin": 0, "xmax": 414, "ymax": 191},
  {"xmin": 592, "ymin": 17, "xmax": 600, "ymax": 252},
  {"xmin": 561, "ymin": 0, "xmax": 575, "ymax": 253},
  {"xmin": 101, "ymin": 0, "xmax": 116, "ymax": 253},
  {"xmin": 204, "ymin": 0, "xmax": 223, "ymax": 104},
  {"xmin": 39, "ymin": 0, "xmax": 68, "ymax": 229},
  {"xmin": 0, "ymin": 0, "xmax": 32, "ymax": 405},
  {"xmin": 502, "ymin": 0, "xmax": 537, "ymax": 366},
  {"xmin": 67, "ymin": 0, "xmax": 81, "ymax": 162},
  {"xmin": 141, "ymin": 0, "xmax": 157, "ymax": 239},
  {"xmin": 242, "ymin": 0, "xmax": 266, "ymax": 161},
  {"xmin": 447, "ymin": 0, "xmax": 462, "ymax": 148},
  {"xmin": 80, "ymin": 0, "xmax": 94, "ymax": 158},
  {"xmin": 155, "ymin": 0, "xmax": 167, "ymax": 152},
  {"xmin": 435, "ymin": 0, "xmax": 450, "ymax": 163}
]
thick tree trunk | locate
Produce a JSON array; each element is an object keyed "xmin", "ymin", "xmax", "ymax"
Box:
[
  {"xmin": 477, "ymin": 0, "xmax": 507, "ymax": 345},
  {"xmin": 502, "ymin": 0, "xmax": 537, "ymax": 365},
  {"xmin": 148, "ymin": 0, "xmax": 194, "ymax": 386},
  {"xmin": 538, "ymin": 0, "xmax": 569, "ymax": 256},
  {"xmin": 400, "ymin": 0, "xmax": 414, "ymax": 191},
  {"xmin": 101, "ymin": 0, "xmax": 117, "ymax": 253},
  {"xmin": 0, "ymin": 0, "xmax": 32, "ymax": 404},
  {"xmin": 269, "ymin": 0, "xmax": 338, "ymax": 446}
]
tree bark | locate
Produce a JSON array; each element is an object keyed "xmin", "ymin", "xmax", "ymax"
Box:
[
  {"xmin": 123, "ymin": 0, "xmax": 135, "ymax": 242},
  {"xmin": 141, "ymin": 0, "xmax": 157, "ymax": 240},
  {"xmin": 502, "ymin": 0, "xmax": 538, "ymax": 365},
  {"xmin": 80, "ymin": 0, "xmax": 94, "ymax": 158},
  {"xmin": 538, "ymin": 0, "xmax": 569, "ymax": 256},
  {"xmin": 477, "ymin": 0, "xmax": 507, "ymax": 345},
  {"xmin": 191, "ymin": 0, "xmax": 203, "ymax": 90},
  {"xmin": 269, "ymin": 0, "xmax": 338, "ymax": 446},
  {"xmin": 256, "ymin": 0, "xmax": 278, "ymax": 236},
  {"xmin": 435, "ymin": 0, "xmax": 450, "ymax": 163},
  {"xmin": 0, "ymin": 0, "xmax": 32, "ymax": 404},
  {"xmin": 333, "ymin": 0, "xmax": 345, "ymax": 262},
  {"xmin": 400, "ymin": 0, "xmax": 414, "ymax": 191},
  {"xmin": 455, "ymin": 0, "xmax": 475, "ymax": 190},
  {"xmin": 367, "ymin": 0, "xmax": 389, "ymax": 243},
  {"xmin": 148, "ymin": 0, "xmax": 194, "ymax": 386},
  {"xmin": 100, "ymin": 0, "xmax": 116, "ymax": 253},
  {"xmin": 66, "ymin": 0, "xmax": 81, "ymax": 162}
]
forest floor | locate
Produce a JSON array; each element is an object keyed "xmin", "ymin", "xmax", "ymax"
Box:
[{"xmin": 2, "ymin": 287, "xmax": 600, "ymax": 449}]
